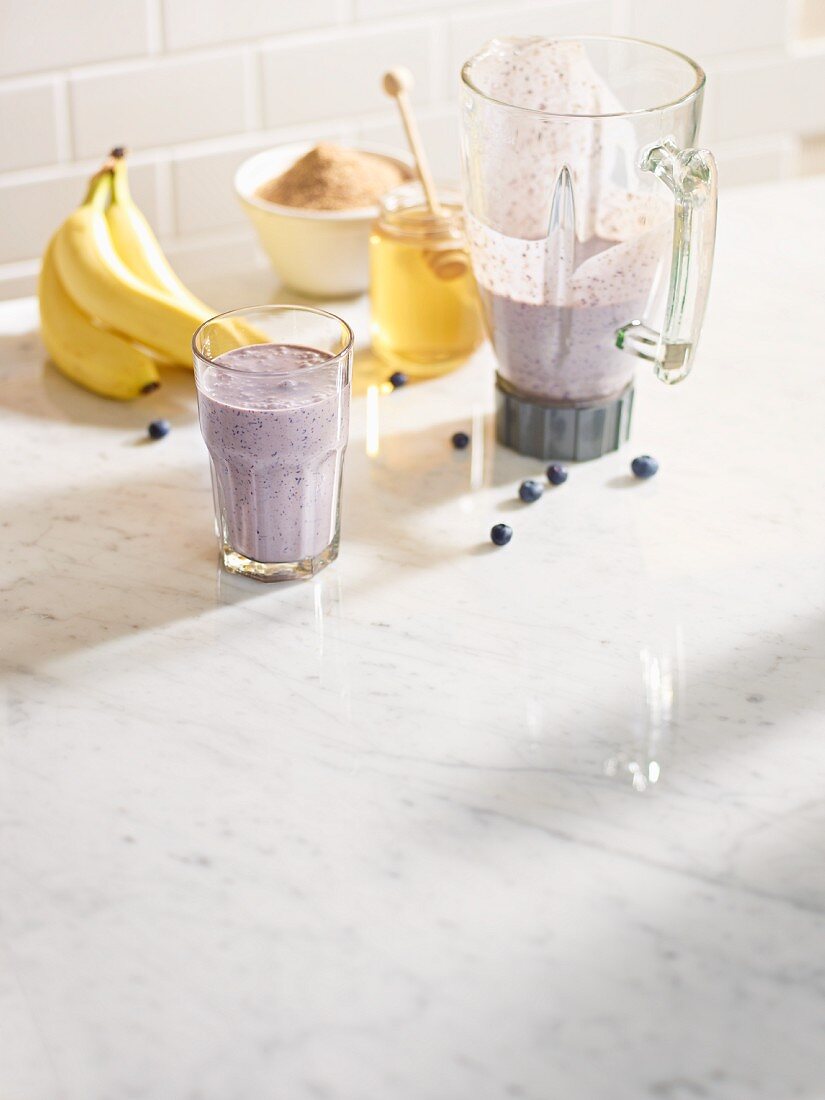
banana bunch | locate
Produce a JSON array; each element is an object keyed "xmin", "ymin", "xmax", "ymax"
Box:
[{"xmin": 39, "ymin": 150, "xmax": 214, "ymax": 400}]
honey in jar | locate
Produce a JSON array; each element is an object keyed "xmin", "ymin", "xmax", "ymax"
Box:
[{"xmin": 369, "ymin": 183, "xmax": 483, "ymax": 378}]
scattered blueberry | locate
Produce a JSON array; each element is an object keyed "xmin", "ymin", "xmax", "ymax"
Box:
[
  {"xmin": 546, "ymin": 463, "xmax": 568, "ymax": 486},
  {"xmin": 519, "ymin": 479, "xmax": 544, "ymax": 503},
  {"xmin": 452, "ymin": 431, "xmax": 470, "ymax": 450},
  {"xmin": 148, "ymin": 419, "xmax": 171, "ymax": 440},
  {"xmin": 631, "ymin": 454, "xmax": 659, "ymax": 479},
  {"xmin": 389, "ymin": 371, "xmax": 408, "ymax": 388},
  {"xmin": 490, "ymin": 523, "xmax": 513, "ymax": 546}
]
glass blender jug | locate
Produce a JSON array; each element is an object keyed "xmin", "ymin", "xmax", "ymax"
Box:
[{"xmin": 460, "ymin": 36, "xmax": 718, "ymax": 460}]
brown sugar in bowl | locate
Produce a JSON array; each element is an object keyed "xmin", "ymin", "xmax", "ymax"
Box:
[
  {"xmin": 235, "ymin": 142, "xmax": 414, "ymax": 297},
  {"xmin": 256, "ymin": 143, "xmax": 410, "ymax": 212}
]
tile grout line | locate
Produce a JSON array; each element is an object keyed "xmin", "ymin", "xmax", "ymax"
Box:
[
  {"xmin": 52, "ymin": 75, "xmax": 73, "ymax": 164},
  {"xmin": 154, "ymin": 155, "xmax": 177, "ymax": 238},
  {"xmin": 243, "ymin": 49, "xmax": 264, "ymax": 133},
  {"xmin": 145, "ymin": 0, "xmax": 165, "ymax": 55}
]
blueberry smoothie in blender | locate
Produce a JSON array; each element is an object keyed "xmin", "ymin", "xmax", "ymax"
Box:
[
  {"xmin": 461, "ymin": 36, "xmax": 718, "ymax": 459},
  {"xmin": 470, "ymin": 190, "xmax": 671, "ymax": 406}
]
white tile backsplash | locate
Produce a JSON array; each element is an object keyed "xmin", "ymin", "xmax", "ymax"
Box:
[
  {"xmin": 0, "ymin": 0, "xmax": 151, "ymax": 78},
  {"xmin": 0, "ymin": 260, "xmax": 42, "ymax": 301},
  {"xmin": 171, "ymin": 142, "xmax": 262, "ymax": 237},
  {"xmin": 354, "ymin": 0, "xmax": 493, "ymax": 16},
  {"xmin": 0, "ymin": 79, "xmax": 60, "ymax": 172},
  {"xmin": 161, "ymin": 228, "xmax": 265, "ymax": 287},
  {"xmin": 628, "ymin": 0, "xmax": 787, "ymax": 58},
  {"xmin": 712, "ymin": 133, "xmax": 797, "ymax": 186},
  {"xmin": 0, "ymin": 0, "xmax": 823, "ymax": 296},
  {"xmin": 704, "ymin": 51, "xmax": 825, "ymax": 144},
  {"xmin": 261, "ymin": 22, "xmax": 437, "ymax": 128},
  {"xmin": 171, "ymin": 124, "xmax": 347, "ymax": 236},
  {"xmin": 69, "ymin": 53, "xmax": 251, "ymax": 160},
  {"xmin": 162, "ymin": 0, "xmax": 342, "ymax": 52},
  {"xmin": 355, "ymin": 106, "xmax": 461, "ymax": 181}
]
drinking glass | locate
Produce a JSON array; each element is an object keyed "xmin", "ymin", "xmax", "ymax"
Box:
[{"xmin": 193, "ymin": 305, "xmax": 353, "ymax": 581}]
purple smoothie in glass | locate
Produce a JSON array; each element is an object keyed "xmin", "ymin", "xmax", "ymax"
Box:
[{"xmin": 197, "ymin": 342, "xmax": 350, "ymax": 564}]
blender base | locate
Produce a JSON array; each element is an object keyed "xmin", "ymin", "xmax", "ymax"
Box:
[{"xmin": 495, "ymin": 377, "xmax": 634, "ymax": 461}]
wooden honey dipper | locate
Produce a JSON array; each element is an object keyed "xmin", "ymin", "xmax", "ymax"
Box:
[{"xmin": 381, "ymin": 67, "xmax": 469, "ymax": 280}]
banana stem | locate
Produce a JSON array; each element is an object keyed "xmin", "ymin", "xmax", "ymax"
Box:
[{"xmin": 109, "ymin": 155, "xmax": 131, "ymax": 204}]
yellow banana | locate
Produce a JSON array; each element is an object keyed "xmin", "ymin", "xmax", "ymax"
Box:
[
  {"xmin": 106, "ymin": 152, "xmax": 213, "ymax": 315},
  {"xmin": 53, "ymin": 169, "xmax": 210, "ymax": 366},
  {"xmin": 105, "ymin": 152, "xmax": 269, "ymax": 353},
  {"xmin": 39, "ymin": 237, "xmax": 160, "ymax": 400}
]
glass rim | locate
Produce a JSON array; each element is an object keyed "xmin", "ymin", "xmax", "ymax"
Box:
[
  {"xmin": 380, "ymin": 179, "xmax": 462, "ymax": 208},
  {"xmin": 192, "ymin": 304, "xmax": 354, "ymax": 378},
  {"xmin": 379, "ymin": 180, "xmax": 464, "ymax": 228},
  {"xmin": 460, "ymin": 34, "xmax": 706, "ymax": 121}
]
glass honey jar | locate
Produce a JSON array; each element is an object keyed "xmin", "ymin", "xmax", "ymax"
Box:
[{"xmin": 369, "ymin": 182, "xmax": 483, "ymax": 378}]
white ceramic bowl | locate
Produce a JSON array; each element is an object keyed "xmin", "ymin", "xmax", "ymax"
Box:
[{"xmin": 235, "ymin": 142, "xmax": 414, "ymax": 298}]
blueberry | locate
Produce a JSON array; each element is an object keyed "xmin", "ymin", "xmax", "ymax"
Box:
[
  {"xmin": 631, "ymin": 454, "xmax": 659, "ymax": 479},
  {"xmin": 452, "ymin": 431, "xmax": 470, "ymax": 450},
  {"xmin": 518, "ymin": 479, "xmax": 544, "ymax": 503},
  {"xmin": 546, "ymin": 463, "xmax": 568, "ymax": 486},
  {"xmin": 389, "ymin": 371, "xmax": 408, "ymax": 388},
  {"xmin": 148, "ymin": 419, "xmax": 171, "ymax": 440},
  {"xmin": 490, "ymin": 523, "xmax": 513, "ymax": 546}
]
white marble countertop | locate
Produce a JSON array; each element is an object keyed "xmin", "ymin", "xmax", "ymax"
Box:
[{"xmin": 2, "ymin": 177, "xmax": 825, "ymax": 1100}]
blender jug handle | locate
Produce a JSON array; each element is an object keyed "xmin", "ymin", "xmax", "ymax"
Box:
[{"xmin": 616, "ymin": 138, "xmax": 718, "ymax": 384}]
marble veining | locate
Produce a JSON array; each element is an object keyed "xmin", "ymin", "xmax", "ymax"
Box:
[{"xmin": 1, "ymin": 180, "xmax": 825, "ymax": 1100}]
